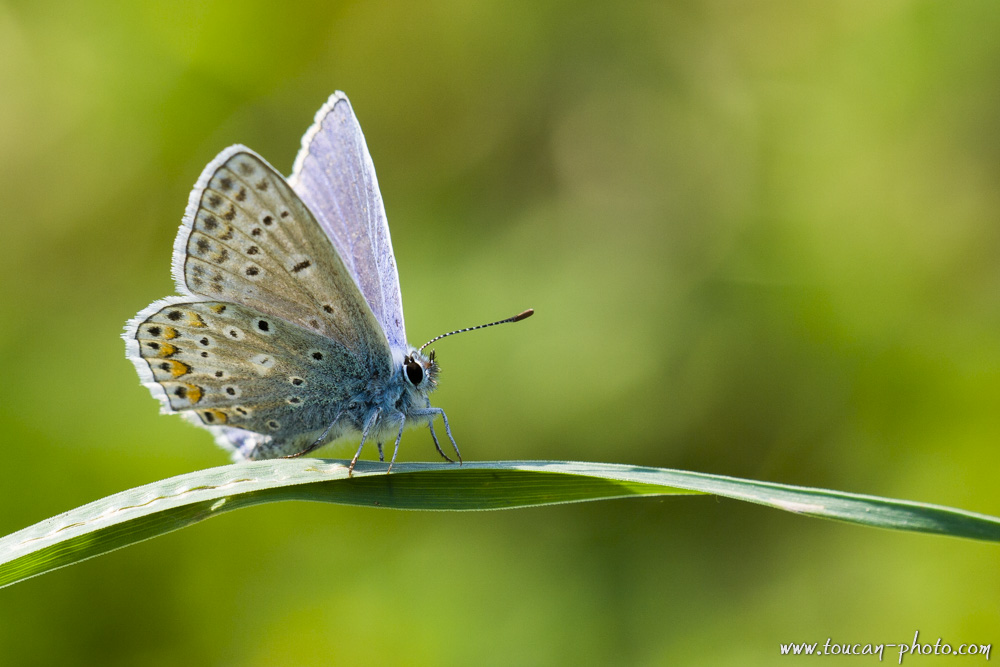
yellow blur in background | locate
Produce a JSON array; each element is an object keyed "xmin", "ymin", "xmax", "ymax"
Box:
[{"xmin": 1, "ymin": 1, "xmax": 998, "ymax": 664}]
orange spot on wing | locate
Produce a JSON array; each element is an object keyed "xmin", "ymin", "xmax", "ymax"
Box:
[
  {"xmin": 184, "ymin": 383, "xmax": 203, "ymax": 404},
  {"xmin": 162, "ymin": 327, "xmax": 179, "ymax": 340},
  {"xmin": 201, "ymin": 408, "xmax": 228, "ymax": 424},
  {"xmin": 160, "ymin": 360, "xmax": 191, "ymax": 377},
  {"xmin": 156, "ymin": 343, "xmax": 178, "ymax": 358}
]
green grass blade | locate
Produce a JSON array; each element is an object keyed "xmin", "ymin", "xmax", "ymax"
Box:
[{"xmin": 2, "ymin": 459, "xmax": 998, "ymax": 589}]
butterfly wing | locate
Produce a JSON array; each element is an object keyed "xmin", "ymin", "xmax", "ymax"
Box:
[
  {"xmin": 125, "ymin": 146, "xmax": 394, "ymax": 459},
  {"xmin": 289, "ymin": 92, "xmax": 407, "ymax": 352},
  {"xmin": 171, "ymin": 146, "xmax": 391, "ymax": 366},
  {"xmin": 126, "ymin": 299, "xmax": 368, "ymax": 459}
]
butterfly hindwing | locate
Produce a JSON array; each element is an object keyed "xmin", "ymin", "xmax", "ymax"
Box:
[
  {"xmin": 127, "ymin": 299, "xmax": 370, "ymax": 458},
  {"xmin": 290, "ymin": 92, "xmax": 407, "ymax": 352}
]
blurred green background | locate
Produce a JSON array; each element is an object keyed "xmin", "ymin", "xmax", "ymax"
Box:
[{"xmin": 2, "ymin": 1, "xmax": 999, "ymax": 664}]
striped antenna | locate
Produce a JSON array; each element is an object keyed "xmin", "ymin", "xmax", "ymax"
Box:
[{"xmin": 418, "ymin": 309, "xmax": 534, "ymax": 353}]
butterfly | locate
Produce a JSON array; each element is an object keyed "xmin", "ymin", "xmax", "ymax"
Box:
[{"xmin": 124, "ymin": 92, "xmax": 532, "ymax": 473}]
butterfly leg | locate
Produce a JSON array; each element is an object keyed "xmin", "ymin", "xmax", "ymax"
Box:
[
  {"xmin": 387, "ymin": 412, "xmax": 407, "ymax": 472},
  {"xmin": 284, "ymin": 411, "xmax": 343, "ymax": 459},
  {"xmin": 349, "ymin": 408, "xmax": 381, "ymax": 475},
  {"xmin": 412, "ymin": 408, "xmax": 461, "ymax": 464},
  {"xmin": 439, "ymin": 409, "xmax": 462, "ymax": 464},
  {"xmin": 426, "ymin": 423, "xmax": 455, "ymax": 463}
]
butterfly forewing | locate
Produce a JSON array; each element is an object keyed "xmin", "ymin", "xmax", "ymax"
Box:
[
  {"xmin": 290, "ymin": 93, "xmax": 407, "ymax": 352},
  {"xmin": 173, "ymin": 148, "xmax": 391, "ymax": 367}
]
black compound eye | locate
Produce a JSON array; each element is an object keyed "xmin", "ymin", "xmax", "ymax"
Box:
[{"xmin": 405, "ymin": 360, "xmax": 424, "ymax": 385}]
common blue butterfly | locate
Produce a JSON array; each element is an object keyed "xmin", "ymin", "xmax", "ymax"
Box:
[{"xmin": 124, "ymin": 92, "xmax": 531, "ymax": 472}]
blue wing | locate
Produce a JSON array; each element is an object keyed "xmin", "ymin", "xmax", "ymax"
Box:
[{"xmin": 289, "ymin": 92, "xmax": 407, "ymax": 352}]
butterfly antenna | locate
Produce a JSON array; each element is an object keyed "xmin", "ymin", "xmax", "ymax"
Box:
[{"xmin": 418, "ymin": 309, "xmax": 534, "ymax": 353}]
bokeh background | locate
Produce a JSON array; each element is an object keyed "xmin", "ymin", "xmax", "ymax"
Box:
[{"xmin": 2, "ymin": 1, "xmax": 999, "ymax": 664}]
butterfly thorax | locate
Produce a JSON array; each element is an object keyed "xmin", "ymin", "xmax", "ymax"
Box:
[{"xmin": 332, "ymin": 346, "xmax": 439, "ymax": 442}]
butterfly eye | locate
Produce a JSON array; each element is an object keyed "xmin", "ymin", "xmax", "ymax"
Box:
[{"xmin": 405, "ymin": 360, "xmax": 424, "ymax": 386}]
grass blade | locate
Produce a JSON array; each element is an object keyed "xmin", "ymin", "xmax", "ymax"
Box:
[{"xmin": 2, "ymin": 459, "xmax": 997, "ymax": 589}]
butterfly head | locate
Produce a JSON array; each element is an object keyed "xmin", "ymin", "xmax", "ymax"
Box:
[{"xmin": 402, "ymin": 348, "xmax": 439, "ymax": 394}]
